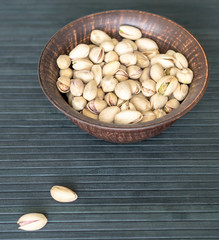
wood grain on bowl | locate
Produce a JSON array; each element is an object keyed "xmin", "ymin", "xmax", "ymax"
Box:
[{"xmin": 39, "ymin": 10, "xmax": 209, "ymax": 143}]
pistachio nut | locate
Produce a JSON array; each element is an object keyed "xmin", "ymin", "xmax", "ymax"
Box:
[
  {"xmin": 82, "ymin": 108, "xmax": 98, "ymax": 120},
  {"xmin": 91, "ymin": 64, "xmax": 102, "ymax": 86},
  {"xmin": 119, "ymin": 25, "xmax": 142, "ymax": 40},
  {"xmin": 156, "ymin": 75, "xmax": 178, "ymax": 96},
  {"xmin": 87, "ymin": 98, "xmax": 107, "ymax": 114},
  {"xmin": 90, "ymin": 29, "xmax": 111, "ymax": 45},
  {"xmin": 150, "ymin": 63, "xmax": 164, "ymax": 82},
  {"xmin": 17, "ymin": 213, "xmax": 47, "ymax": 231},
  {"xmin": 83, "ymin": 80, "xmax": 97, "ymax": 101},
  {"xmin": 67, "ymin": 92, "xmax": 74, "ymax": 106},
  {"xmin": 120, "ymin": 52, "xmax": 137, "ymax": 66},
  {"xmin": 164, "ymin": 98, "xmax": 180, "ymax": 113},
  {"xmin": 173, "ymin": 83, "xmax": 189, "ymax": 101},
  {"xmin": 115, "ymin": 67, "xmax": 129, "ymax": 81},
  {"xmin": 134, "ymin": 51, "xmax": 150, "ymax": 68},
  {"xmin": 143, "ymin": 49, "xmax": 159, "ymax": 59},
  {"xmin": 69, "ymin": 44, "xmax": 90, "ymax": 61},
  {"xmin": 114, "ymin": 110, "xmax": 143, "ymax": 124},
  {"xmin": 57, "ymin": 76, "xmax": 71, "ymax": 93},
  {"xmin": 150, "ymin": 93, "xmax": 168, "ymax": 110},
  {"xmin": 166, "ymin": 49, "xmax": 176, "ymax": 56},
  {"xmin": 97, "ymin": 87, "xmax": 105, "ymax": 99},
  {"xmin": 139, "ymin": 67, "xmax": 150, "ymax": 82},
  {"xmin": 153, "ymin": 109, "xmax": 167, "ymax": 118},
  {"xmin": 151, "ymin": 54, "xmax": 175, "ymax": 68},
  {"xmin": 104, "ymin": 50, "xmax": 119, "ymax": 63},
  {"xmin": 100, "ymin": 40, "xmax": 114, "ymax": 52},
  {"xmin": 72, "ymin": 58, "xmax": 93, "ymax": 70},
  {"xmin": 127, "ymin": 65, "xmax": 142, "ymax": 79},
  {"xmin": 141, "ymin": 111, "xmax": 156, "ymax": 122},
  {"xmin": 104, "ymin": 92, "xmax": 118, "ymax": 106},
  {"xmin": 141, "ymin": 79, "xmax": 156, "ymax": 97},
  {"xmin": 73, "ymin": 70, "xmax": 94, "ymax": 83},
  {"xmin": 176, "ymin": 68, "xmax": 193, "ymax": 84},
  {"xmin": 72, "ymin": 96, "xmax": 87, "ymax": 111},
  {"xmin": 126, "ymin": 79, "xmax": 141, "ymax": 94},
  {"xmin": 60, "ymin": 68, "xmax": 73, "ymax": 78},
  {"xmin": 50, "ymin": 185, "xmax": 78, "ymax": 202},
  {"xmin": 115, "ymin": 81, "xmax": 132, "ymax": 100},
  {"xmin": 136, "ymin": 38, "xmax": 158, "ymax": 52},
  {"xmin": 122, "ymin": 39, "xmax": 138, "ymax": 50},
  {"xmin": 102, "ymin": 61, "xmax": 120, "ymax": 76},
  {"xmin": 57, "ymin": 55, "xmax": 71, "ymax": 69},
  {"xmin": 120, "ymin": 101, "xmax": 136, "ymax": 111},
  {"xmin": 114, "ymin": 41, "xmax": 133, "ymax": 56},
  {"xmin": 111, "ymin": 38, "xmax": 119, "ymax": 46},
  {"xmin": 70, "ymin": 78, "xmax": 84, "ymax": 96},
  {"xmin": 100, "ymin": 75, "xmax": 118, "ymax": 93},
  {"xmin": 166, "ymin": 67, "xmax": 179, "ymax": 76},
  {"xmin": 89, "ymin": 47, "xmax": 104, "ymax": 64},
  {"xmin": 99, "ymin": 106, "xmax": 120, "ymax": 123},
  {"xmin": 174, "ymin": 52, "xmax": 188, "ymax": 69},
  {"xmin": 130, "ymin": 95, "xmax": 151, "ymax": 112}
]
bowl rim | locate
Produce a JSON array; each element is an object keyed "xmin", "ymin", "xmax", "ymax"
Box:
[{"xmin": 38, "ymin": 9, "xmax": 209, "ymax": 131}]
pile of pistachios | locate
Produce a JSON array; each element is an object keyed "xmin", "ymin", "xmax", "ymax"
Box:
[{"xmin": 56, "ymin": 25, "xmax": 193, "ymax": 124}]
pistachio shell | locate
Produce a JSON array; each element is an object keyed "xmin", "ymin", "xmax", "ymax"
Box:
[
  {"xmin": 153, "ymin": 109, "xmax": 167, "ymax": 118},
  {"xmin": 115, "ymin": 68, "xmax": 129, "ymax": 81},
  {"xmin": 96, "ymin": 87, "xmax": 105, "ymax": 99},
  {"xmin": 101, "ymin": 75, "xmax": 118, "ymax": 93},
  {"xmin": 120, "ymin": 101, "xmax": 136, "ymax": 111},
  {"xmin": 57, "ymin": 76, "xmax": 71, "ymax": 93},
  {"xmin": 130, "ymin": 95, "xmax": 151, "ymax": 113},
  {"xmin": 82, "ymin": 108, "xmax": 98, "ymax": 120},
  {"xmin": 57, "ymin": 55, "xmax": 71, "ymax": 69},
  {"xmin": 150, "ymin": 93, "xmax": 168, "ymax": 110},
  {"xmin": 69, "ymin": 44, "xmax": 90, "ymax": 60},
  {"xmin": 111, "ymin": 38, "xmax": 119, "ymax": 46},
  {"xmin": 89, "ymin": 47, "xmax": 104, "ymax": 64},
  {"xmin": 117, "ymin": 98, "xmax": 126, "ymax": 107},
  {"xmin": 139, "ymin": 67, "xmax": 150, "ymax": 82},
  {"xmin": 136, "ymin": 38, "xmax": 158, "ymax": 52},
  {"xmin": 73, "ymin": 70, "xmax": 94, "ymax": 83},
  {"xmin": 102, "ymin": 61, "xmax": 120, "ymax": 76},
  {"xmin": 115, "ymin": 81, "xmax": 132, "ymax": 100},
  {"xmin": 99, "ymin": 106, "xmax": 120, "ymax": 123},
  {"xmin": 134, "ymin": 51, "xmax": 150, "ymax": 68},
  {"xmin": 126, "ymin": 80, "xmax": 141, "ymax": 94},
  {"xmin": 143, "ymin": 49, "xmax": 159, "ymax": 59},
  {"xmin": 173, "ymin": 83, "xmax": 189, "ymax": 101},
  {"xmin": 60, "ymin": 68, "xmax": 73, "ymax": 78},
  {"xmin": 166, "ymin": 49, "xmax": 176, "ymax": 56},
  {"xmin": 166, "ymin": 67, "xmax": 179, "ymax": 76},
  {"xmin": 176, "ymin": 68, "xmax": 193, "ymax": 84},
  {"xmin": 119, "ymin": 25, "xmax": 142, "ymax": 40},
  {"xmin": 114, "ymin": 110, "xmax": 143, "ymax": 124},
  {"xmin": 141, "ymin": 79, "xmax": 156, "ymax": 97},
  {"xmin": 70, "ymin": 78, "xmax": 84, "ymax": 96},
  {"xmin": 91, "ymin": 65, "xmax": 102, "ymax": 86},
  {"xmin": 87, "ymin": 98, "xmax": 107, "ymax": 114},
  {"xmin": 151, "ymin": 54, "xmax": 175, "ymax": 68},
  {"xmin": 120, "ymin": 53, "xmax": 137, "ymax": 66},
  {"xmin": 127, "ymin": 65, "xmax": 142, "ymax": 79},
  {"xmin": 100, "ymin": 40, "xmax": 114, "ymax": 52},
  {"xmin": 50, "ymin": 185, "xmax": 78, "ymax": 202},
  {"xmin": 104, "ymin": 92, "xmax": 118, "ymax": 106},
  {"xmin": 104, "ymin": 51, "xmax": 119, "ymax": 63},
  {"xmin": 72, "ymin": 58, "xmax": 93, "ymax": 70},
  {"xmin": 164, "ymin": 98, "xmax": 180, "ymax": 113},
  {"xmin": 122, "ymin": 39, "xmax": 138, "ymax": 50},
  {"xmin": 72, "ymin": 96, "xmax": 87, "ymax": 111},
  {"xmin": 67, "ymin": 92, "xmax": 74, "ymax": 106},
  {"xmin": 156, "ymin": 76, "xmax": 178, "ymax": 96},
  {"xmin": 114, "ymin": 41, "xmax": 133, "ymax": 56},
  {"xmin": 174, "ymin": 52, "xmax": 188, "ymax": 69},
  {"xmin": 141, "ymin": 111, "xmax": 156, "ymax": 122},
  {"xmin": 83, "ymin": 80, "xmax": 97, "ymax": 101},
  {"xmin": 150, "ymin": 63, "xmax": 164, "ymax": 82},
  {"xmin": 90, "ymin": 30, "xmax": 111, "ymax": 45}
]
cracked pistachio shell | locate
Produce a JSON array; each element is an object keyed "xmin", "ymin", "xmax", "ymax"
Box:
[
  {"xmin": 166, "ymin": 49, "xmax": 176, "ymax": 56},
  {"xmin": 156, "ymin": 75, "xmax": 178, "ymax": 96},
  {"xmin": 164, "ymin": 98, "xmax": 180, "ymax": 113},
  {"xmin": 176, "ymin": 68, "xmax": 193, "ymax": 84},
  {"xmin": 174, "ymin": 52, "xmax": 188, "ymax": 69},
  {"xmin": 150, "ymin": 63, "xmax": 165, "ymax": 82},
  {"xmin": 82, "ymin": 108, "xmax": 98, "ymax": 120},
  {"xmin": 140, "ymin": 67, "xmax": 150, "ymax": 82},
  {"xmin": 102, "ymin": 61, "xmax": 120, "ymax": 76},
  {"xmin": 173, "ymin": 83, "xmax": 189, "ymax": 101},
  {"xmin": 153, "ymin": 109, "xmax": 167, "ymax": 118},
  {"xmin": 114, "ymin": 110, "xmax": 143, "ymax": 124},
  {"xmin": 72, "ymin": 96, "xmax": 87, "ymax": 111},
  {"xmin": 90, "ymin": 29, "xmax": 111, "ymax": 45},
  {"xmin": 112, "ymin": 38, "xmax": 119, "ymax": 46},
  {"xmin": 143, "ymin": 49, "xmax": 159, "ymax": 59},
  {"xmin": 119, "ymin": 25, "xmax": 142, "ymax": 40},
  {"xmin": 17, "ymin": 213, "xmax": 47, "ymax": 231},
  {"xmin": 114, "ymin": 41, "xmax": 133, "ymax": 56},
  {"xmin": 67, "ymin": 92, "xmax": 74, "ymax": 106},
  {"xmin": 60, "ymin": 68, "xmax": 73, "ymax": 78},
  {"xmin": 104, "ymin": 92, "xmax": 118, "ymax": 106},
  {"xmin": 115, "ymin": 81, "xmax": 132, "ymax": 100},
  {"xmin": 151, "ymin": 54, "xmax": 175, "ymax": 68},
  {"xmin": 166, "ymin": 67, "xmax": 179, "ymax": 76},
  {"xmin": 73, "ymin": 70, "xmax": 94, "ymax": 83},
  {"xmin": 134, "ymin": 51, "xmax": 150, "ymax": 68},
  {"xmin": 97, "ymin": 87, "xmax": 105, "ymax": 99},
  {"xmin": 87, "ymin": 98, "xmax": 107, "ymax": 114},
  {"xmin": 100, "ymin": 40, "xmax": 114, "ymax": 52},
  {"xmin": 126, "ymin": 79, "xmax": 141, "ymax": 94},
  {"xmin": 50, "ymin": 185, "xmax": 78, "ymax": 203},
  {"xmin": 104, "ymin": 51, "xmax": 119, "ymax": 63},
  {"xmin": 141, "ymin": 111, "xmax": 156, "ymax": 123},
  {"xmin": 101, "ymin": 75, "xmax": 118, "ymax": 92},
  {"xmin": 117, "ymin": 98, "xmax": 126, "ymax": 107},
  {"xmin": 89, "ymin": 47, "xmax": 104, "ymax": 64},
  {"xmin": 83, "ymin": 80, "xmax": 97, "ymax": 101},
  {"xmin": 141, "ymin": 79, "xmax": 156, "ymax": 97},
  {"xmin": 122, "ymin": 39, "xmax": 138, "ymax": 51},
  {"xmin": 70, "ymin": 78, "xmax": 84, "ymax": 96},
  {"xmin": 99, "ymin": 106, "xmax": 120, "ymax": 123},
  {"xmin": 130, "ymin": 95, "xmax": 151, "ymax": 113},
  {"xmin": 72, "ymin": 58, "xmax": 93, "ymax": 70},
  {"xmin": 69, "ymin": 44, "xmax": 90, "ymax": 61},
  {"xmin": 120, "ymin": 52, "xmax": 137, "ymax": 66},
  {"xmin": 57, "ymin": 55, "xmax": 71, "ymax": 69},
  {"xmin": 120, "ymin": 101, "xmax": 136, "ymax": 111},
  {"xmin": 57, "ymin": 76, "xmax": 71, "ymax": 93},
  {"xmin": 150, "ymin": 93, "xmax": 168, "ymax": 110},
  {"xmin": 127, "ymin": 65, "xmax": 142, "ymax": 79},
  {"xmin": 136, "ymin": 38, "xmax": 158, "ymax": 52},
  {"xmin": 115, "ymin": 67, "xmax": 128, "ymax": 81},
  {"xmin": 91, "ymin": 65, "xmax": 102, "ymax": 86}
]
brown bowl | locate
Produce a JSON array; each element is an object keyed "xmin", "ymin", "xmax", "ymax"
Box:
[{"xmin": 39, "ymin": 10, "xmax": 209, "ymax": 143}]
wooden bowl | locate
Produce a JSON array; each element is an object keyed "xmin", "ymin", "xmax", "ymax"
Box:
[{"xmin": 39, "ymin": 10, "xmax": 209, "ymax": 143}]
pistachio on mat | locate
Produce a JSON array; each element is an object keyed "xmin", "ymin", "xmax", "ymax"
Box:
[{"xmin": 50, "ymin": 185, "xmax": 78, "ymax": 203}]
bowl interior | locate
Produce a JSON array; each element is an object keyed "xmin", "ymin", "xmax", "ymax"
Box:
[{"xmin": 39, "ymin": 10, "xmax": 209, "ymax": 129}]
